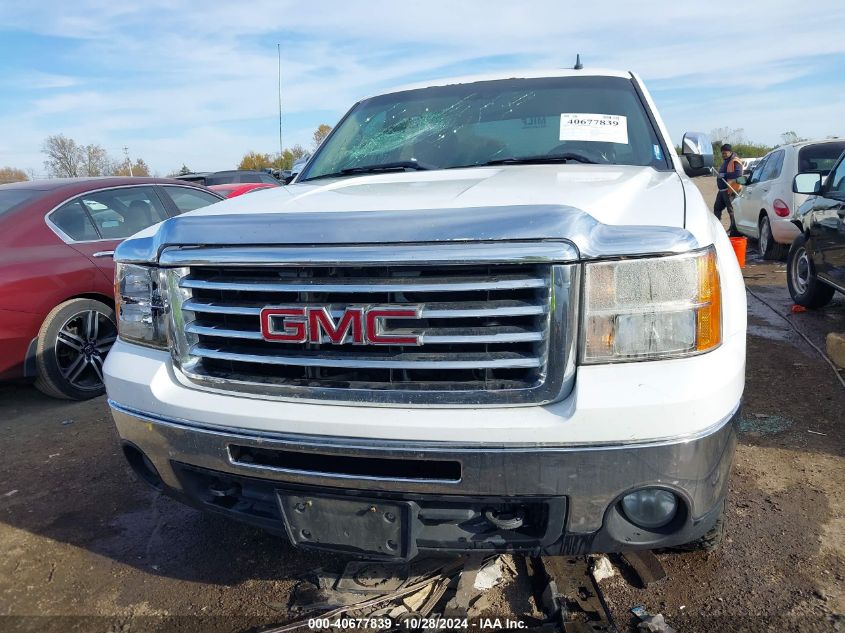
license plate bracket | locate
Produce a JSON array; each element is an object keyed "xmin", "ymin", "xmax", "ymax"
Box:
[{"xmin": 278, "ymin": 493, "xmax": 409, "ymax": 558}]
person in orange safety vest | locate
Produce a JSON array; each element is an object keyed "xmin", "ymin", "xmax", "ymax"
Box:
[{"xmin": 714, "ymin": 143, "xmax": 743, "ymax": 237}]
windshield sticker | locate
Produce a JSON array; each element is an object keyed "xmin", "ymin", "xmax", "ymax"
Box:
[
  {"xmin": 559, "ymin": 113, "xmax": 628, "ymax": 144},
  {"xmin": 521, "ymin": 116, "xmax": 547, "ymax": 129},
  {"xmin": 653, "ymin": 144, "xmax": 663, "ymax": 160}
]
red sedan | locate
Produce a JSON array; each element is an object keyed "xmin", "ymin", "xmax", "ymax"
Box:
[
  {"xmin": 207, "ymin": 182, "xmax": 278, "ymax": 198},
  {"xmin": 0, "ymin": 177, "xmax": 222, "ymax": 399}
]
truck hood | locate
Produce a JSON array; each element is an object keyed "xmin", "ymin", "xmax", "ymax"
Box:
[
  {"xmin": 120, "ymin": 165, "xmax": 697, "ymax": 263},
  {"xmin": 192, "ymin": 164, "xmax": 685, "ymax": 227}
]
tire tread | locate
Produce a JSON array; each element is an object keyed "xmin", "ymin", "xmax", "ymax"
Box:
[
  {"xmin": 33, "ymin": 298, "xmax": 115, "ymax": 401},
  {"xmin": 787, "ymin": 235, "xmax": 835, "ymax": 308}
]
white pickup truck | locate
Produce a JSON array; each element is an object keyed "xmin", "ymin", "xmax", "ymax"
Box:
[{"xmin": 104, "ymin": 68, "xmax": 746, "ymax": 559}]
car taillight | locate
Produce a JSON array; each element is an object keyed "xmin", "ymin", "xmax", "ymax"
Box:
[{"xmin": 773, "ymin": 199, "xmax": 790, "ymax": 217}]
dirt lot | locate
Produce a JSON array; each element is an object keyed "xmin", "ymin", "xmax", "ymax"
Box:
[{"xmin": 1, "ymin": 177, "xmax": 843, "ymax": 632}]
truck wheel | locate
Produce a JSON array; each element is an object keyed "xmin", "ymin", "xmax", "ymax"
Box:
[
  {"xmin": 673, "ymin": 500, "xmax": 726, "ymax": 552},
  {"xmin": 758, "ymin": 215, "xmax": 787, "ymax": 260},
  {"xmin": 787, "ymin": 235, "xmax": 835, "ymax": 309},
  {"xmin": 34, "ymin": 298, "xmax": 117, "ymax": 400}
]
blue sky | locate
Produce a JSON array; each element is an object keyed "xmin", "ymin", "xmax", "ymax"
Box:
[{"xmin": 1, "ymin": 1, "xmax": 843, "ymax": 176}]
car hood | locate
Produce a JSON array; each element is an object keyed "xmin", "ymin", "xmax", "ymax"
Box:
[
  {"xmin": 119, "ymin": 165, "xmax": 696, "ymax": 263},
  {"xmin": 189, "ymin": 164, "xmax": 684, "ymax": 227}
]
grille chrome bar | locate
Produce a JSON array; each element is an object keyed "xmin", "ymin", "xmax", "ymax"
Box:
[
  {"xmin": 185, "ymin": 322, "xmax": 543, "ymax": 344},
  {"xmin": 159, "ymin": 241, "xmax": 578, "ymax": 267},
  {"xmin": 182, "ymin": 299, "xmax": 547, "ymax": 319},
  {"xmin": 191, "ymin": 346, "xmax": 541, "ymax": 369},
  {"xmin": 179, "ymin": 275, "xmax": 546, "ymax": 293}
]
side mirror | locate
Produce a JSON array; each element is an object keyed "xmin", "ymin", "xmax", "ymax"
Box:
[
  {"xmin": 680, "ymin": 132, "xmax": 714, "ymax": 177},
  {"xmin": 736, "ymin": 176, "xmax": 748, "ymax": 186},
  {"xmin": 793, "ymin": 172, "xmax": 822, "ymax": 195}
]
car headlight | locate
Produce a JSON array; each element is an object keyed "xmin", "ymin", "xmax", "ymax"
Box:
[
  {"xmin": 582, "ymin": 246, "xmax": 721, "ymax": 363},
  {"xmin": 115, "ymin": 263, "xmax": 167, "ymax": 348}
]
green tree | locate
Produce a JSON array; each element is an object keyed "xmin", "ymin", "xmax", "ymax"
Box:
[
  {"xmin": 271, "ymin": 150, "xmax": 293, "ymax": 170},
  {"xmin": 0, "ymin": 166, "xmax": 28, "ymax": 184},
  {"xmin": 238, "ymin": 151, "xmax": 273, "ymax": 171},
  {"xmin": 268, "ymin": 145, "xmax": 310, "ymax": 171},
  {"xmin": 312, "ymin": 124, "xmax": 332, "ymax": 151},
  {"xmin": 705, "ymin": 128, "xmax": 772, "ymax": 159},
  {"xmin": 113, "ymin": 158, "xmax": 151, "ymax": 177}
]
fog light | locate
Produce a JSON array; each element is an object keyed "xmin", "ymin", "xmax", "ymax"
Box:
[{"xmin": 621, "ymin": 489, "xmax": 678, "ymax": 529}]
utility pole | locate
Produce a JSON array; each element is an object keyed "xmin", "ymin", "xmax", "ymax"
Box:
[
  {"xmin": 123, "ymin": 146, "xmax": 133, "ymax": 177},
  {"xmin": 278, "ymin": 43, "xmax": 284, "ymax": 166}
]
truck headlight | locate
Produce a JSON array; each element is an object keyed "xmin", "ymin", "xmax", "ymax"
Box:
[
  {"xmin": 582, "ymin": 246, "xmax": 721, "ymax": 363},
  {"xmin": 115, "ymin": 263, "xmax": 167, "ymax": 349}
]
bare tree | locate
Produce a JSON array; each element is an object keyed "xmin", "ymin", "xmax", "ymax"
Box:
[
  {"xmin": 289, "ymin": 144, "xmax": 309, "ymax": 161},
  {"xmin": 781, "ymin": 131, "xmax": 807, "ymax": 145},
  {"xmin": 80, "ymin": 144, "xmax": 112, "ymax": 176},
  {"xmin": 42, "ymin": 134, "xmax": 83, "ymax": 177},
  {"xmin": 709, "ymin": 127, "xmax": 745, "ymax": 146},
  {"xmin": 43, "ymin": 135, "xmax": 152, "ymax": 177}
]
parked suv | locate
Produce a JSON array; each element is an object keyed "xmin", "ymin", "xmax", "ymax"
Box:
[
  {"xmin": 787, "ymin": 150, "xmax": 845, "ymax": 307},
  {"xmin": 0, "ymin": 177, "xmax": 222, "ymax": 399},
  {"xmin": 105, "ymin": 69, "xmax": 746, "ymax": 559},
  {"xmin": 733, "ymin": 139, "xmax": 845, "ymax": 259}
]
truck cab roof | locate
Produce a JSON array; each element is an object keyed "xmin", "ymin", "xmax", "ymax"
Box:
[{"xmin": 371, "ymin": 68, "xmax": 633, "ymax": 100}]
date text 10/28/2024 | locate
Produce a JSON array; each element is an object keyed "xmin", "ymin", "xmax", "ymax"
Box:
[{"xmin": 307, "ymin": 617, "xmax": 529, "ymax": 629}]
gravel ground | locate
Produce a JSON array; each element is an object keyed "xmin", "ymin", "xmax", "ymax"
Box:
[{"xmin": 0, "ymin": 177, "xmax": 843, "ymax": 632}]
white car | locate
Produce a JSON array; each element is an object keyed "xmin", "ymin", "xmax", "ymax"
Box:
[{"xmin": 733, "ymin": 139, "xmax": 845, "ymax": 259}]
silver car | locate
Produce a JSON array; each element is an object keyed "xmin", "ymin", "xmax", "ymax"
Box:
[{"xmin": 733, "ymin": 139, "xmax": 845, "ymax": 259}]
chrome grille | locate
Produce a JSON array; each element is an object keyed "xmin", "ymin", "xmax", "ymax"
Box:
[{"xmin": 165, "ymin": 246, "xmax": 577, "ymax": 406}]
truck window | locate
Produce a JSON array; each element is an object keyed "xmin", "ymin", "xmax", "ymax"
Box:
[{"xmin": 302, "ymin": 75, "xmax": 668, "ymax": 180}]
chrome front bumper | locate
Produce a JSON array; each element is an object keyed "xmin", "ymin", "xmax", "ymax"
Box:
[{"xmin": 110, "ymin": 401, "xmax": 739, "ymax": 557}]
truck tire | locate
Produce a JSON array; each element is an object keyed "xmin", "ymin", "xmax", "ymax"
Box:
[
  {"xmin": 673, "ymin": 500, "xmax": 727, "ymax": 552},
  {"xmin": 34, "ymin": 298, "xmax": 117, "ymax": 400},
  {"xmin": 758, "ymin": 214, "xmax": 788, "ymax": 260},
  {"xmin": 787, "ymin": 234, "xmax": 835, "ymax": 308}
]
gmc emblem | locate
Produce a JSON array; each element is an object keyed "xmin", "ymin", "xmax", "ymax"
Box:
[{"xmin": 260, "ymin": 305, "xmax": 423, "ymax": 345}]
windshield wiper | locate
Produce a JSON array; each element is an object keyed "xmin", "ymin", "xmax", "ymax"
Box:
[
  {"xmin": 451, "ymin": 153, "xmax": 600, "ymax": 168},
  {"xmin": 301, "ymin": 161, "xmax": 433, "ymax": 182},
  {"xmin": 341, "ymin": 161, "xmax": 433, "ymax": 174}
]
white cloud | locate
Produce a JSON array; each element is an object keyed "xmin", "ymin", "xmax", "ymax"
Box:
[{"xmin": 0, "ymin": 0, "xmax": 843, "ymax": 172}]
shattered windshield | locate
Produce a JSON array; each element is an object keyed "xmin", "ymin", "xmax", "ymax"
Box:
[{"xmin": 301, "ymin": 76, "xmax": 668, "ymax": 181}]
